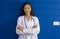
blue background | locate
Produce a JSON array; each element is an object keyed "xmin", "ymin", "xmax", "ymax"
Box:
[{"xmin": 0, "ymin": 0, "xmax": 60, "ymax": 39}]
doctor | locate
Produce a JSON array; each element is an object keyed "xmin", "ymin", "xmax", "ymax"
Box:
[{"xmin": 16, "ymin": 2, "xmax": 40, "ymax": 39}]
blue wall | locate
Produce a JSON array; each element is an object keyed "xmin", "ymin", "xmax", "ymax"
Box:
[{"xmin": 0, "ymin": 0, "xmax": 60, "ymax": 39}]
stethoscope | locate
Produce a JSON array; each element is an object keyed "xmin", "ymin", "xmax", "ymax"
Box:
[
  {"xmin": 23, "ymin": 16, "xmax": 35, "ymax": 39},
  {"xmin": 24, "ymin": 16, "xmax": 35, "ymax": 28}
]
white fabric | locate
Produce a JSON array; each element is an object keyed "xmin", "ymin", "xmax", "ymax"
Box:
[{"xmin": 16, "ymin": 16, "xmax": 40, "ymax": 39}]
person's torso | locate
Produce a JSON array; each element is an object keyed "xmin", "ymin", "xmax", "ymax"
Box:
[{"xmin": 20, "ymin": 16, "xmax": 35, "ymax": 29}]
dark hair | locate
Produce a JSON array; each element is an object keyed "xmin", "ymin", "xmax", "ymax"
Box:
[{"xmin": 20, "ymin": 2, "xmax": 34, "ymax": 16}]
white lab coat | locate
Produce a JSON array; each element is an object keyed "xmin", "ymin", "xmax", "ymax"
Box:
[{"xmin": 16, "ymin": 16, "xmax": 40, "ymax": 39}]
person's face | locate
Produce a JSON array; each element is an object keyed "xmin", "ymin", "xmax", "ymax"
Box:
[{"xmin": 23, "ymin": 4, "xmax": 31, "ymax": 15}]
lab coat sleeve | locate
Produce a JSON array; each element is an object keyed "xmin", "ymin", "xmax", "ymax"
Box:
[
  {"xmin": 16, "ymin": 17, "xmax": 23, "ymax": 35},
  {"xmin": 31, "ymin": 17, "xmax": 40, "ymax": 35},
  {"xmin": 23, "ymin": 28, "xmax": 33, "ymax": 35},
  {"xmin": 23, "ymin": 28, "xmax": 32, "ymax": 33}
]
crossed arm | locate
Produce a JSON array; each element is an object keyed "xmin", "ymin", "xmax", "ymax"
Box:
[
  {"xmin": 16, "ymin": 17, "xmax": 40, "ymax": 35},
  {"xmin": 17, "ymin": 25, "xmax": 37, "ymax": 32}
]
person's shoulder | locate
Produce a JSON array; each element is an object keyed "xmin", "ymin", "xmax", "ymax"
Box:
[
  {"xmin": 18, "ymin": 16, "xmax": 24, "ymax": 19},
  {"xmin": 32, "ymin": 16, "xmax": 38, "ymax": 19},
  {"xmin": 32, "ymin": 16, "xmax": 39, "ymax": 22}
]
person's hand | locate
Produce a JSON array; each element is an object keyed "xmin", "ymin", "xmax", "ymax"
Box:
[
  {"xmin": 17, "ymin": 25, "xmax": 24, "ymax": 32},
  {"xmin": 32, "ymin": 25, "xmax": 37, "ymax": 28}
]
